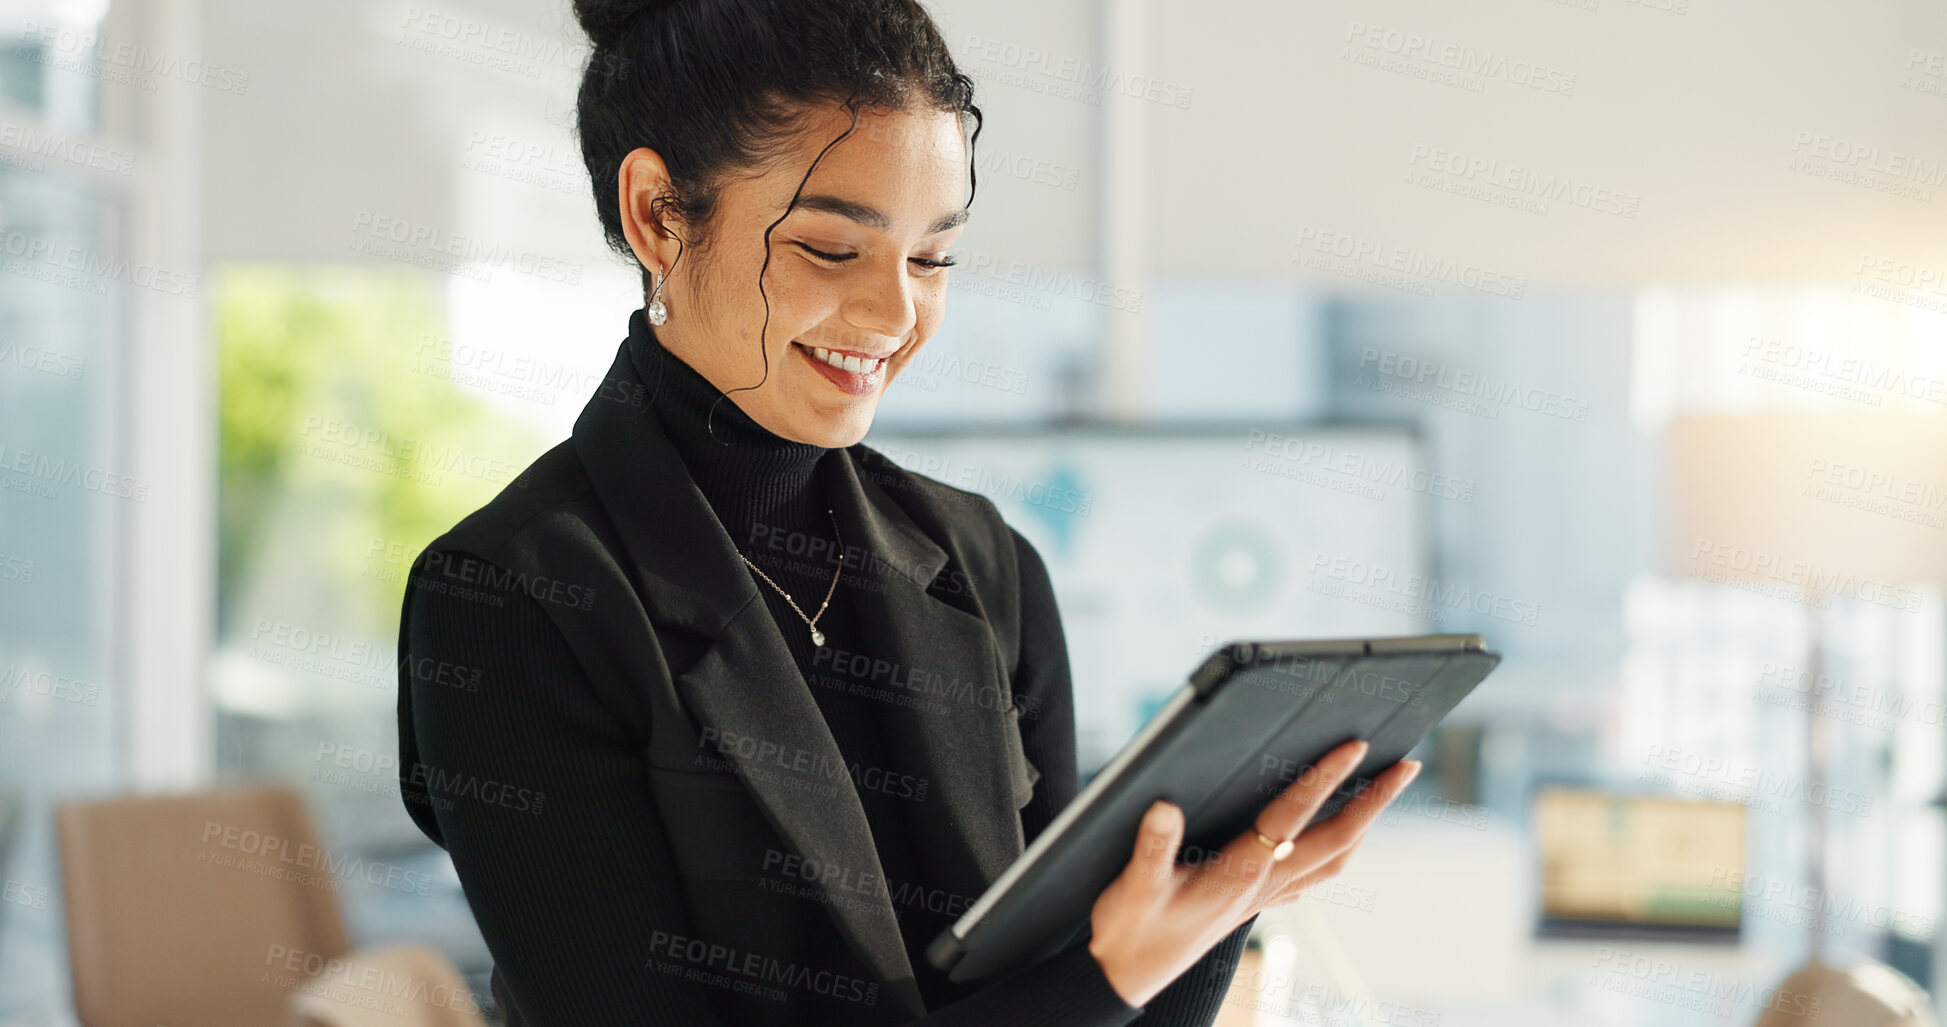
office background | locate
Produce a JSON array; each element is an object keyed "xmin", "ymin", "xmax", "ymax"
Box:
[{"xmin": 2, "ymin": 0, "xmax": 1946, "ymax": 1023}]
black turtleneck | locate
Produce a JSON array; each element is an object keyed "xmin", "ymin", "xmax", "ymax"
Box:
[
  {"xmin": 639, "ymin": 326, "xmax": 946, "ymax": 999},
  {"xmin": 635, "ymin": 324, "xmax": 832, "ymax": 558},
  {"xmin": 635, "ymin": 324, "xmax": 869, "ymax": 725},
  {"xmin": 637, "ymin": 326, "xmax": 860, "ymax": 674},
  {"xmin": 399, "ymin": 312, "xmax": 1251, "ymax": 1026}
]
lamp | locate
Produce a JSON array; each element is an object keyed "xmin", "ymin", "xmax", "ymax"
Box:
[{"xmin": 1664, "ymin": 411, "xmax": 1947, "ymax": 1026}]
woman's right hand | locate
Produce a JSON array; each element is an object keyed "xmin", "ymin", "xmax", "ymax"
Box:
[{"xmin": 1084, "ymin": 738, "xmax": 1420, "ymax": 1008}]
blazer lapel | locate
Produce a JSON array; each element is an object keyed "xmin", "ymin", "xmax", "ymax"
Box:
[
  {"xmin": 569, "ymin": 316, "xmax": 1028, "ymax": 1017},
  {"xmin": 823, "ymin": 454, "xmax": 1032, "ymax": 899}
]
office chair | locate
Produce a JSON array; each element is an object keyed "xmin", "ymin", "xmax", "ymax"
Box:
[
  {"xmin": 56, "ymin": 782, "xmax": 484, "ymax": 1027},
  {"xmin": 1750, "ymin": 957, "xmax": 1935, "ymax": 1027}
]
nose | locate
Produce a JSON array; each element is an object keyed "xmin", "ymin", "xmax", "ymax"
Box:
[{"xmin": 839, "ymin": 255, "xmax": 918, "ymax": 343}]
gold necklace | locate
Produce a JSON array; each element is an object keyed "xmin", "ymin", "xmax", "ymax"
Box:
[{"xmin": 737, "ymin": 507, "xmax": 844, "ymax": 646}]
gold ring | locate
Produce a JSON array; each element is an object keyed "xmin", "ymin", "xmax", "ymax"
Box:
[{"xmin": 1254, "ymin": 831, "xmax": 1295, "ymax": 861}]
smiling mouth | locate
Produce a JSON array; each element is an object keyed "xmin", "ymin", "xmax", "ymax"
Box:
[{"xmin": 794, "ymin": 341, "xmax": 889, "ymax": 375}]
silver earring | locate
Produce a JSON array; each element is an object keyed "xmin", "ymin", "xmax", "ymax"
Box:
[{"xmin": 647, "ymin": 267, "xmax": 669, "ymax": 326}]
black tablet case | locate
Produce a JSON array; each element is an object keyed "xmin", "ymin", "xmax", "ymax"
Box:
[{"xmin": 927, "ymin": 634, "xmax": 1501, "ymax": 983}]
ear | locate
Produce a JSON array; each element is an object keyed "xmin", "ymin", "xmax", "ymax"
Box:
[{"xmin": 618, "ymin": 146, "xmax": 684, "ymax": 275}]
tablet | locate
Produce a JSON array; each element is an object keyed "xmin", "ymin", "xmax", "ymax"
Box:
[{"xmin": 926, "ymin": 634, "xmax": 1501, "ymax": 983}]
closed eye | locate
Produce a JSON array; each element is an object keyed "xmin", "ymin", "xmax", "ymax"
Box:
[
  {"xmin": 796, "ymin": 242, "xmax": 856, "ymax": 263},
  {"xmin": 795, "ymin": 242, "xmax": 959, "ymax": 271}
]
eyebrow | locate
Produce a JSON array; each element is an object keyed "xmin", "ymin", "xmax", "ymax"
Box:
[{"xmin": 792, "ymin": 193, "xmax": 969, "ymax": 235}]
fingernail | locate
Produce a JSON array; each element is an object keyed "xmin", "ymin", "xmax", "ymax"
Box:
[
  {"xmin": 1147, "ymin": 800, "xmax": 1178, "ymax": 831},
  {"xmin": 1342, "ymin": 740, "xmax": 1370, "ymax": 766},
  {"xmin": 1400, "ymin": 760, "xmax": 1423, "ymax": 787}
]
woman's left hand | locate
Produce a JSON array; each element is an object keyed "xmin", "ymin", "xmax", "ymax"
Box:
[
  {"xmin": 1232, "ymin": 751, "xmax": 1421, "ymax": 909},
  {"xmin": 1086, "ymin": 741, "xmax": 1421, "ymax": 1006}
]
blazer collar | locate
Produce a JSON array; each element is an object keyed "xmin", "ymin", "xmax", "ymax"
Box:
[{"xmin": 570, "ymin": 313, "xmax": 1027, "ymax": 1018}]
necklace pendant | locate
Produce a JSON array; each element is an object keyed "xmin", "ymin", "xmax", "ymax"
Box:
[{"xmin": 810, "ymin": 627, "xmax": 825, "ymax": 646}]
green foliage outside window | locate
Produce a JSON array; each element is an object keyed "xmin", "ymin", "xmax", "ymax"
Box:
[{"xmin": 215, "ymin": 266, "xmax": 547, "ymax": 641}]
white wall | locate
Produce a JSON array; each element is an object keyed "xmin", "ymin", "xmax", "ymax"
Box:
[
  {"xmin": 1144, "ymin": 0, "xmax": 1947, "ymax": 284},
  {"xmin": 200, "ymin": 0, "xmax": 1947, "ymax": 284}
]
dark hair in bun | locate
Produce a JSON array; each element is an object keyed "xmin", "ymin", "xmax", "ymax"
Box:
[
  {"xmin": 571, "ymin": 0, "xmax": 983, "ymax": 295},
  {"xmin": 572, "ymin": 0, "xmax": 676, "ymax": 54}
]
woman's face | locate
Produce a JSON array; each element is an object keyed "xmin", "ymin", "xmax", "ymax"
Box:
[{"xmin": 618, "ymin": 103, "xmax": 970, "ymax": 448}]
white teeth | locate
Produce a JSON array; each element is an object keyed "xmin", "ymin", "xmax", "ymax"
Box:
[{"xmin": 807, "ymin": 345, "xmax": 883, "ymax": 375}]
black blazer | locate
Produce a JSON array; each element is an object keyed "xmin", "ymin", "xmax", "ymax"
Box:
[{"xmin": 396, "ymin": 326, "xmax": 1051, "ymax": 1024}]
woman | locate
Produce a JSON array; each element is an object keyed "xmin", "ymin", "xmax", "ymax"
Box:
[{"xmin": 394, "ymin": 0, "xmax": 1421, "ymax": 1023}]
